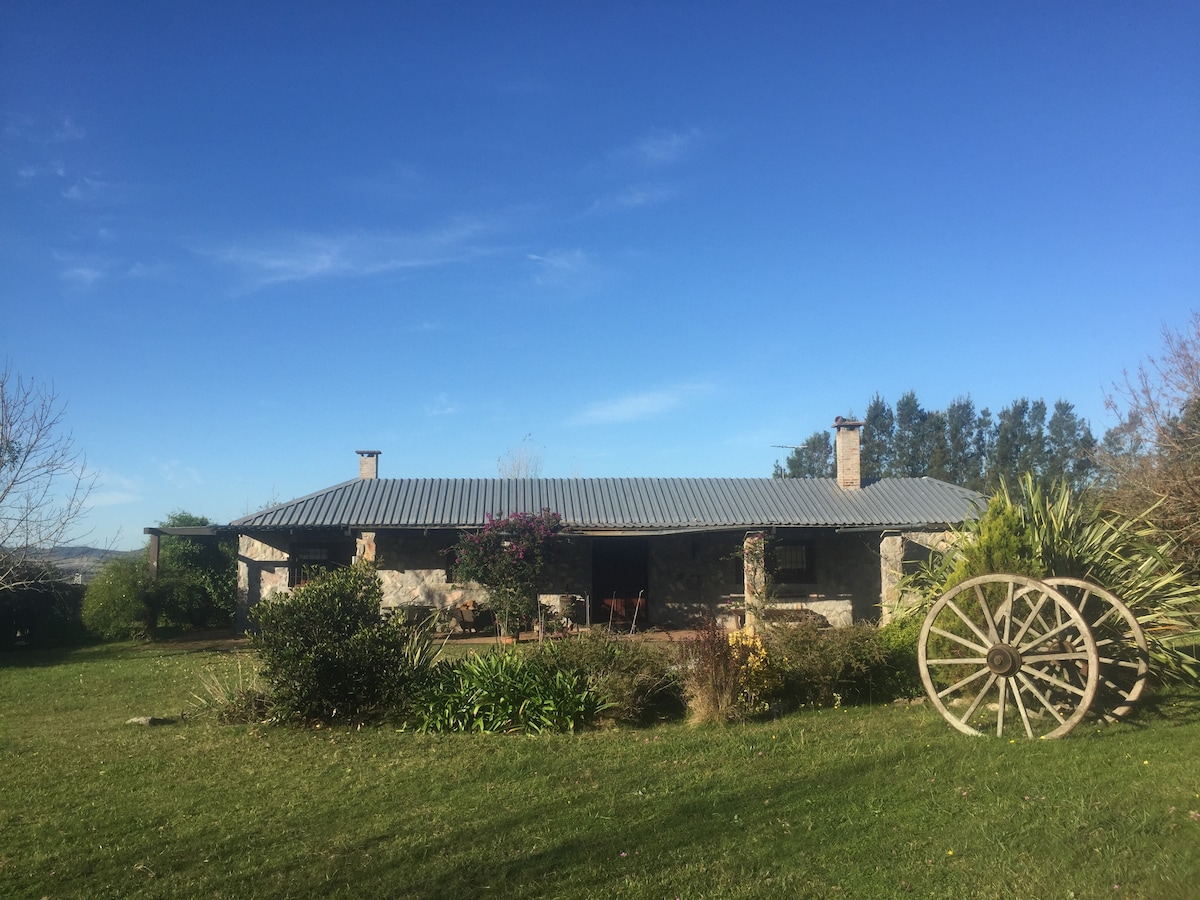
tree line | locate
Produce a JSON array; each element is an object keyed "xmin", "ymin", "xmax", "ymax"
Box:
[{"xmin": 775, "ymin": 392, "xmax": 1096, "ymax": 494}]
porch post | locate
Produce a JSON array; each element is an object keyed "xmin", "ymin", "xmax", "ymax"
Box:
[
  {"xmin": 879, "ymin": 533, "xmax": 904, "ymax": 623},
  {"xmin": 742, "ymin": 531, "xmax": 766, "ymax": 632},
  {"xmin": 146, "ymin": 531, "xmax": 160, "ymax": 578},
  {"xmin": 356, "ymin": 531, "xmax": 377, "ymax": 564}
]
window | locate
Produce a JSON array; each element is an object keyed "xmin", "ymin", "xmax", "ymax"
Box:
[
  {"xmin": 289, "ymin": 544, "xmax": 350, "ymax": 587},
  {"xmin": 772, "ymin": 541, "xmax": 815, "ymax": 583}
]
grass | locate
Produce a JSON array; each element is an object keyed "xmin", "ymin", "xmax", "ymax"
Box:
[{"xmin": 2, "ymin": 641, "xmax": 1199, "ymax": 899}]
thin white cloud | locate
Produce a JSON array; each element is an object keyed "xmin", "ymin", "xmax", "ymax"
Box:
[
  {"xmin": 569, "ymin": 384, "xmax": 709, "ymax": 426},
  {"xmin": 590, "ymin": 184, "xmax": 677, "ymax": 214},
  {"xmin": 211, "ymin": 220, "xmax": 494, "ymax": 286},
  {"xmin": 425, "ymin": 394, "xmax": 458, "ymax": 416},
  {"xmin": 156, "ymin": 459, "xmax": 204, "ymax": 490},
  {"xmin": 59, "ymin": 265, "xmax": 104, "ymax": 287},
  {"xmin": 17, "ymin": 160, "xmax": 65, "ymax": 180},
  {"xmin": 54, "ymin": 251, "xmax": 114, "ymax": 288},
  {"xmin": 62, "ymin": 177, "xmax": 110, "ymax": 201},
  {"xmin": 618, "ymin": 127, "xmax": 704, "ymax": 166},
  {"xmin": 54, "ymin": 251, "xmax": 165, "ymax": 288},
  {"xmin": 52, "ymin": 116, "xmax": 86, "ymax": 142},
  {"xmin": 90, "ymin": 470, "xmax": 142, "ymax": 507},
  {"xmin": 5, "ymin": 113, "xmax": 84, "ymax": 144},
  {"xmin": 527, "ymin": 248, "xmax": 603, "ymax": 294},
  {"xmin": 528, "ymin": 248, "xmax": 586, "ymax": 276}
]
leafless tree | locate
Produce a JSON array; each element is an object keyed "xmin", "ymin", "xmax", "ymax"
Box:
[
  {"xmin": 1099, "ymin": 312, "xmax": 1200, "ymax": 568},
  {"xmin": 1, "ymin": 365, "xmax": 95, "ymax": 590},
  {"xmin": 497, "ymin": 434, "xmax": 543, "ymax": 479}
]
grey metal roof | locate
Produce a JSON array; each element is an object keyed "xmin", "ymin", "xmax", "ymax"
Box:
[{"xmin": 230, "ymin": 477, "xmax": 984, "ymax": 533}]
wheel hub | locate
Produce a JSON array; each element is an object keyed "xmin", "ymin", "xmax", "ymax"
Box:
[{"xmin": 986, "ymin": 643, "xmax": 1023, "ymax": 677}]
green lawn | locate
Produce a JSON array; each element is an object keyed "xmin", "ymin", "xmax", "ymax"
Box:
[{"xmin": 2, "ymin": 641, "xmax": 1198, "ymax": 899}]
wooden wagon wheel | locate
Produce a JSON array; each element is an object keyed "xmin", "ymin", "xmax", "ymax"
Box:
[
  {"xmin": 1043, "ymin": 577, "xmax": 1149, "ymax": 722},
  {"xmin": 918, "ymin": 574, "xmax": 1100, "ymax": 739}
]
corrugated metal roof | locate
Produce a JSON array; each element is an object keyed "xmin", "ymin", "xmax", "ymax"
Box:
[{"xmin": 230, "ymin": 477, "xmax": 984, "ymax": 532}]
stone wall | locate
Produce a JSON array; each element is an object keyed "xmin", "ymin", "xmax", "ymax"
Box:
[
  {"xmin": 235, "ymin": 534, "xmax": 290, "ymax": 632},
  {"xmin": 648, "ymin": 532, "xmax": 744, "ymax": 627},
  {"xmin": 236, "ymin": 525, "xmax": 928, "ymax": 632},
  {"xmin": 371, "ymin": 530, "xmax": 479, "ymax": 611}
]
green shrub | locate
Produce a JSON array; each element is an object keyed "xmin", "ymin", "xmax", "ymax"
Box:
[
  {"xmin": 410, "ymin": 650, "xmax": 608, "ymax": 734},
  {"xmin": 523, "ymin": 630, "xmax": 684, "ymax": 724},
  {"xmin": 82, "ymin": 555, "xmax": 162, "ymax": 640},
  {"xmin": 761, "ymin": 621, "xmax": 888, "ymax": 709},
  {"xmin": 155, "ymin": 511, "xmax": 237, "ymax": 630},
  {"xmin": 871, "ymin": 615, "xmax": 925, "ymax": 700},
  {"xmin": 251, "ymin": 562, "xmax": 439, "ymax": 725}
]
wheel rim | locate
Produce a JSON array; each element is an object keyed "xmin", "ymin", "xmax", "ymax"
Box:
[
  {"xmin": 918, "ymin": 574, "xmax": 1100, "ymax": 739},
  {"xmin": 1044, "ymin": 577, "xmax": 1149, "ymax": 721}
]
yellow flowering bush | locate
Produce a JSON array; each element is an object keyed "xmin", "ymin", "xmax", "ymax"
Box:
[{"xmin": 729, "ymin": 628, "xmax": 782, "ymax": 711}]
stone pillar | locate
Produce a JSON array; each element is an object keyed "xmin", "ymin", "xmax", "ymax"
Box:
[
  {"xmin": 879, "ymin": 533, "xmax": 904, "ymax": 623},
  {"xmin": 356, "ymin": 531, "xmax": 377, "ymax": 564},
  {"xmin": 236, "ymin": 534, "xmax": 290, "ymax": 634},
  {"xmin": 742, "ymin": 531, "xmax": 767, "ymax": 632}
]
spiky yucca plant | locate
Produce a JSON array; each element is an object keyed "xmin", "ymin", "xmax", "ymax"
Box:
[{"xmin": 899, "ymin": 474, "xmax": 1200, "ymax": 683}]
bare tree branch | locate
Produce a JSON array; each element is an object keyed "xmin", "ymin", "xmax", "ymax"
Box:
[
  {"xmin": 1, "ymin": 364, "xmax": 95, "ymax": 590},
  {"xmin": 497, "ymin": 434, "xmax": 543, "ymax": 479},
  {"xmin": 1100, "ymin": 312, "xmax": 1200, "ymax": 566}
]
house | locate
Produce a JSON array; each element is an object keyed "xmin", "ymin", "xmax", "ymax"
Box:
[{"xmin": 155, "ymin": 419, "xmax": 981, "ymax": 633}]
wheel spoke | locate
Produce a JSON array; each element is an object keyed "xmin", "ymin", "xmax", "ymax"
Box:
[
  {"xmin": 995, "ymin": 677, "xmax": 1009, "ymax": 737},
  {"xmin": 1016, "ymin": 671, "xmax": 1069, "ymax": 726},
  {"xmin": 1021, "ymin": 651, "xmax": 1092, "ymax": 664},
  {"xmin": 1000, "ymin": 582, "xmax": 1015, "ymax": 643},
  {"xmin": 1011, "ymin": 590, "xmax": 1051, "ymax": 646},
  {"xmin": 926, "ymin": 657, "xmax": 989, "ymax": 665},
  {"xmin": 1018, "ymin": 618, "xmax": 1084, "ymax": 653},
  {"xmin": 1023, "ymin": 664, "xmax": 1089, "ymax": 698},
  {"xmin": 936, "ymin": 664, "xmax": 993, "ymax": 699},
  {"xmin": 1010, "ymin": 678, "xmax": 1036, "ymax": 738},
  {"xmin": 959, "ymin": 672, "xmax": 998, "ymax": 724},
  {"xmin": 945, "ymin": 599, "xmax": 992, "ymax": 647},
  {"xmin": 977, "ymin": 588, "xmax": 1001, "ymax": 645},
  {"xmin": 929, "ymin": 624, "xmax": 989, "ymax": 655}
]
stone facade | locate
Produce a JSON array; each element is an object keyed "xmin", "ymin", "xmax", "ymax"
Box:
[
  {"xmin": 235, "ymin": 524, "xmax": 951, "ymax": 631},
  {"xmin": 235, "ymin": 534, "xmax": 290, "ymax": 632},
  {"xmin": 878, "ymin": 529, "xmax": 956, "ymax": 623}
]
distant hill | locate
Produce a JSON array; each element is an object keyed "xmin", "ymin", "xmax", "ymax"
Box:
[{"xmin": 39, "ymin": 546, "xmax": 141, "ymax": 583}]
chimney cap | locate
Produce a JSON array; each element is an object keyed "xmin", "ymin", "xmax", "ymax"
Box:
[
  {"xmin": 356, "ymin": 449, "xmax": 381, "ymax": 456},
  {"xmin": 832, "ymin": 417, "xmax": 864, "ymax": 429}
]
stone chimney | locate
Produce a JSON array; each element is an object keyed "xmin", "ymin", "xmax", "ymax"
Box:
[
  {"xmin": 832, "ymin": 417, "xmax": 864, "ymax": 490},
  {"xmin": 356, "ymin": 450, "xmax": 381, "ymax": 479}
]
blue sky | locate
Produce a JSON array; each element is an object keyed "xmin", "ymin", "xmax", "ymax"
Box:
[{"xmin": 3, "ymin": 2, "xmax": 1198, "ymax": 550}]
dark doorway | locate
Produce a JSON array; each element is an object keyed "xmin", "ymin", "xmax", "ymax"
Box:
[{"xmin": 592, "ymin": 538, "xmax": 650, "ymax": 627}]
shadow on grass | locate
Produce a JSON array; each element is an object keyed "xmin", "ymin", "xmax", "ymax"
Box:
[
  {"xmin": 343, "ymin": 750, "xmax": 907, "ymax": 899},
  {"xmin": 0, "ymin": 631, "xmax": 250, "ymax": 669},
  {"xmin": 0, "ymin": 642, "xmax": 113, "ymax": 668},
  {"xmin": 1131, "ymin": 685, "xmax": 1200, "ymax": 725}
]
